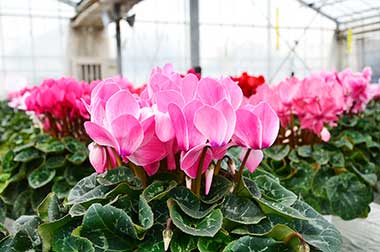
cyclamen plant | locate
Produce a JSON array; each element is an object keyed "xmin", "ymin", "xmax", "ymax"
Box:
[
  {"xmin": 249, "ymin": 67, "xmax": 372, "ymax": 146},
  {"xmin": 8, "ymin": 76, "xmax": 143, "ymax": 142},
  {"xmin": 248, "ymin": 67, "xmax": 380, "ymax": 220},
  {"xmin": 11, "ymin": 77, "xmax": 94, "ymax": 141},
  {"xmin": 84, "ymin": 64, "xmax": 279, "ymax": 196}
]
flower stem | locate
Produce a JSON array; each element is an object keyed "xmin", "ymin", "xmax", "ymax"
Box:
[
  {"xmin": 290, "ymin": 114, "xmax": 296, "ymax": 148},
  {"xmin": 129, "ymin": 162, "xmax": 148, "ymax": 188},
  {"xmin": 214, "ymin": 159, "xmax": 223, "ymax": 175},
  {"xmin": 235, "ymin": 148, "xmax": 251, "ymax": 184},
  {"xmin": 193, "ymin": 147, "xmax": 208, "ymax": 197}
]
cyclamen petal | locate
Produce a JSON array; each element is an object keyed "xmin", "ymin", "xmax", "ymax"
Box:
[
  {"xmin": 110, "ymin": 114, "xmax": 144, "ymax": 157},
  {"xmin": 90, "ymin": 99, "xmax": 106, "ymax": 125},
  {"xmin": 168, "ymin": 103, "xmax": 189, "ymax": 151},
  {"xmin": 88, "ymin": 143, "xmax": 107, "ymax": 173},
  {"xmin": 183, "ymin": 100, "xmax": 207, "ymax": 148},
  {"xmin": 221, "ymin": 77, "xmax": 243, "ymax": 109},
  {"xmin": 251, "ymin": 102, "xmax": 280, "ymax": 148},
  {"xmin": 205, "ymin": 165, "xmax": 215, "ymax": 195},
  {"xmin": 181, "ymin": 144, "xmax": 213, "ymax": 179},
  {"xmin": 156, "ymin": 90, "xmax": 185, "ymax": 113},
  {"xmin": 197, "ymin": 77, "xmax": 227, "ymax": 105},
  {"xmin": 105, "ymin": 90, "xmax": 140, "ymax": 123},
  {"xmin": 194, "ymin": 105, "xmax": 227, "ymax": 147},
  {"xmin": 235, "ymin": 109, "xmax": 262, "ymax": 149},
  {"xmin": 155, "ymin": 111, "xmax": 175, "ymax": 142},
  {"xmin": 214, "ymin": 99, "xmax": 236, "ymax": 144},
  {"xmin": 91, "ymin": 82, "xmax": 120, "ymax": 104},
  {"xmin": 240, "ymin": 149, "xmax": 263, "ymax": 173},
  {"xmin": 144, "ymin": 162, "xmax": 160, "ymax": 176},
  {"xmin": 106, "ymin": 146, "xmax": 118, "ymax": 168},
  {"xmin": 84, "ymin": 121, "xmax": 118, "ymax": 149},
  {"xmin": 128, "ymin": 123, "xmax": 167, "ymax": 167},
  {"xmin": 181, "ymin": 74, "xmax": 199, "ymax": 103}
]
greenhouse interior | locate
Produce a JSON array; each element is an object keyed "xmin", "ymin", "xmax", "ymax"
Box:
[{"xmin": 0, "ymin": 0, "xmax": 380, "ymax": 251}]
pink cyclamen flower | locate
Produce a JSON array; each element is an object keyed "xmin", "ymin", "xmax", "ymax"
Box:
[
  {"xmin": 88, "ymin": 143, "xmax": 119, "ymax": 173},
  {"xmin": 84, "ymin": 81, "xmax": 144, "ymax": 161},
  {"xmin": 234, "ymin": 102, "xmax": 280, "ymax": 172},
  {"xmin": 84, "ymin": 64, "xmax": 280, "ymax": 195}
]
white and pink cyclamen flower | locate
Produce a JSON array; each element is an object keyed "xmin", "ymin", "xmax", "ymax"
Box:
[{"xmin": 84, "ymin": 64, "xmax": 280, "ymax": 195}]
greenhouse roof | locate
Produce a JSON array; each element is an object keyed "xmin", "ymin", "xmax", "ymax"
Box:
[{"xmin": 298, "ymin": 0, "xmax": 380, "ymax": 31}]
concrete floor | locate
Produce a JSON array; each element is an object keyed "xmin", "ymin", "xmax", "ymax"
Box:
[{"xmin": 331, "ymin": 202, "xmax": 380, "ymax": 252}]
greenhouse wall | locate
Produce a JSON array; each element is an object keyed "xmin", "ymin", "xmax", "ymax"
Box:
[
  {"xmin": 339, "ymin": 30, "xmax": 380, "ymax": 82},
  {"xmin": 0, "ymin": 0, "xmax": 74, "ymax": 97},
  {"xmin": 1, "ymin": 0, "xmax": 377, "ymax": 93},
  {"xmin": 110, "ymin": 0, "xmax": 338, "ymax": 85}
]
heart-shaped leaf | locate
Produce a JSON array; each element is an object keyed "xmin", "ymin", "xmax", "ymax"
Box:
[
  {"xmin": 45, "ymin": 155, "xmax": 66, "ymax": 169},
  {"xmin": 221, "ymin": 194, "xmax": 265, "ymax": 225},
  {"xmin": 170, "ymin": 187, "xmax": 217, "ymax": 219},
  {"xmin": 201, "ymin": 175, "xmax": 232, "ymax": 204},
  {"xmin": 264, "ymin": 145, "xmax": 290, "ymax": 161},
  {"xmin": 37, "ymin": 192, "xmax": 61, "ymax": 222},
  {"xmin": 296, "ymin": 145, "xmax": 312, "ymax": 158},
  {"xmin": 67, "ymin": 173, "xmax": 109, "ymax": 205},
  {"xmin": 170, "ymin": 231, "xmax": 197, "ymax": 252},
  {"xmin": 142, "ymin": 180, "xmax": 177, "ymax": 202},
  {"xmin": 97, "ymin": 166, "xmax": 142, "ymax": 189},
  {"xmin": 254, "ymin": 175, "xmax": 297, "ymax": 206},
  {"xmin": 28, "ymin": 167, "xmax": 56, "ymax": 189},
  {"xmin": 2, "ymin": 150, "xmax": 17, "ymax": 173},
  {"xmin": 326, "ymin": 173, "xmax": 373, "ymax": 220},
  {"xmin": 35, "ymin": 139, "xmax": 65, "ymax": 153},
  {"xmin": 80, "ymin": 204, "xmax": 138, "ymax": 250},
  {"xmin": 168, "ymin": 199, "xmax": 222, "ymax": 237},
  {"xmin": 197, "ymin": 230, "xmax": 233, "ymax": 252},
  {"xmin": 67, "ymin": 151, "xmax": 88, "ymax": 165},
  {"xmin": 52, "ymin": 235, "xmax": 94, "ymax": 252},
  {"xmin": 14, "ymin": 148, "xmax": 40, "ymax": 162},
  {"xmin": 230, "ymin": 236, "xmax": 288, "ymax": 252}
]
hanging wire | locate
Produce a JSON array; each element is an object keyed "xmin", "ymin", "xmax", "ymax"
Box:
[
  {"xmin": 256, "ymin": 0, "xmax": 331, "ymax": 82},
  {"xmin": 248, "ymin": 0, "xmax": 325, "ymax": 82}
]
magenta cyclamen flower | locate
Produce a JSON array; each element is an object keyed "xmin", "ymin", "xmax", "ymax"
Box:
[{"xmin": 13, "ymin": 77, "xmax": 94, "ymax": 140}]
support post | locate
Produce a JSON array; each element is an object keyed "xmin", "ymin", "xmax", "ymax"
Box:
[
  {"xmin": 335, "ymin": 28, "xmax": 343, "ymax": 71},
  {"xmin": 114, "ymin": 3, "xmax": 123, "ymax": 77},
  {"xmin": 189, "ymin": 0, "xmax": 200, "ymax": 67},
  {"xmin": 267, "ymin": 0, "xmax": 272, "ymax": 80}
]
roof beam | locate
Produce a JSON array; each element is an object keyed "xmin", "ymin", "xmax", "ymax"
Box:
[
  {"xmin": 315, "ymin": 0, "xmax": 350, "ymax": 8},
  {"xmin": 335, "ymin": 6, "xmax": 380, "ymax": 19},
  {"xmin": 341, "ymin": 20, "xmax": 380, "ymax": 31},
  {"xmin": 57, "ymin": 0, "xmax": 78, "ymax": 7},
  {"xmin": 340, "ymin": 13, "xmax": 380, "ymax": 25},
  {"xmin": 296, "ymin": 0, "xmax": 340, "ymax": 26}
]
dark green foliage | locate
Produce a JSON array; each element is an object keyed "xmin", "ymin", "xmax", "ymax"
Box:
[
  {"xmin": 1, "ymin": 167, "xmax": 342, "ymax": 252},
  {"xmin": 0, "ymin": 102, "xmax": 92, "ymax": 220}
]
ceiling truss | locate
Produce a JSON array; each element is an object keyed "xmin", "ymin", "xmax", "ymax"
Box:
[{"xmin": 297, "ymin": 0, "xmax": 380, "ymax": 32}]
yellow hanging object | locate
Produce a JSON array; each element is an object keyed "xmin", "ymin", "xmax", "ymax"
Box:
[
  {"xmin": 275, "ymin": 8, "xmax": 280, "ymax": 50},
  {"xmin": 347, "ymin": 28, "xmax": 352, "ymax": 54}
]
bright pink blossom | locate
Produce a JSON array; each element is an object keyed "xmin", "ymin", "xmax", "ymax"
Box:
[
  {"xmin": 234, "ymin": 102, "xmax": 280, "ymax": 172},
  {"xmin": 84, "ymin": 64, "xmax": 279, "ymax": 195}
]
